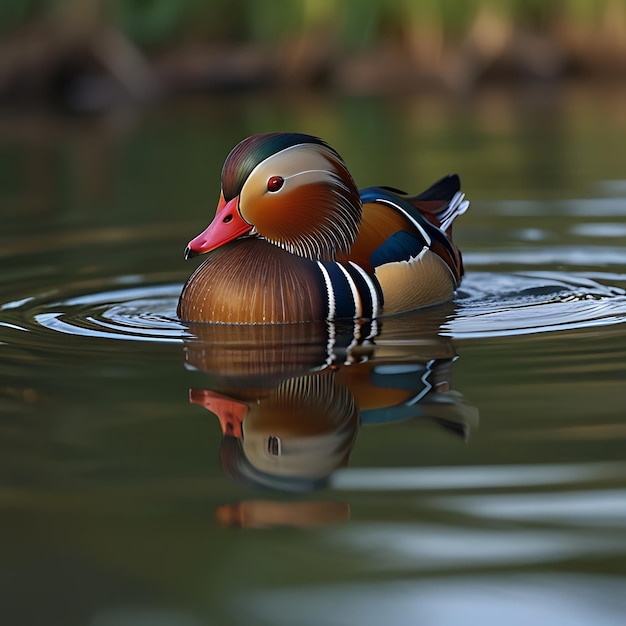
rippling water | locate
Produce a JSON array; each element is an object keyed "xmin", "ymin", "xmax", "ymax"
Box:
[
  {"xmin": 1, "ymin": 87, "xmax": 626, "ymax": 625},
  {"xmin": 2, "ymin": 271, "xmax": 624, "ymax": 344}
]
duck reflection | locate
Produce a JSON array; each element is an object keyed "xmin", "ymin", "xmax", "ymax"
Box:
[{"xmin": 182, "ymin": 307, "xmax": 478, "ymax": 527}]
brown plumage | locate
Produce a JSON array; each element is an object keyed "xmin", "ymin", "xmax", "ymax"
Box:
[
  {"xmin": 178, "ymin": 238, "xmax": 327, "ymax": 323},
  {"xmin": 178, "ymin": 132, "xmax": 469, "ymax": 323}
]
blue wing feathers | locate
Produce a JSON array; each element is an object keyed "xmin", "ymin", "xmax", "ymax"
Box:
[
  {"xmin": 370, "ymin": 230, "xmax": 426, "ymax": 267},
  {"xmin": 360, "ymin": 183, "xmax": 460, "ymax": 269}
]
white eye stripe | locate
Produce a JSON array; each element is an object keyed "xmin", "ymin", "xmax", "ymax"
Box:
[
  {"xmin": 285, "ymin": 168, "xmax": 339, "ymax": 179},
  {"xmin": 248, "ymin": 145, "xmax": 342, "ymax": 185}
]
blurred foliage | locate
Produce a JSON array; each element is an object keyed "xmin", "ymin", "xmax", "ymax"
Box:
[
  {"xmin": 1, "ymin": 0, "xmax": 623, "ymax": 105},
  {"xmin": 0, "ymin": 0, "xmax": 39, "ymax": 32},
  {"xmin": 1, "ymin": 0, "xmax": 625, "ymax": 45}
]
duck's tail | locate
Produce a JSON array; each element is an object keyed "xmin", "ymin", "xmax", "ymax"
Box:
[
  {"xmin": 407, "ymin": 174, "xmax": 470, "ymax": 234},
  {"xmin": 360, "ymin": 175, "xmax": 470, "ymax": 284},
  {"xmin": 407, "ymin": 174, "xmax": 469, "ymax": 280}
]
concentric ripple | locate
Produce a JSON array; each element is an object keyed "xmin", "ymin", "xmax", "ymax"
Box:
[
  {"xmin": 0, "ymin": 281, "xmax": 188, "ymax": 344},
  {"xmin": 0, "ymin": 271, "xmax": 625, "ymax": 347},
  {"xmin": 448, "ymin": 271, "xmax": 626, "ymax": 338}
]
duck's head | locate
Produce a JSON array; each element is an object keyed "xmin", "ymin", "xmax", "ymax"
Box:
[{"xmin": 185, "ymin": 133, "xmax": 361, "ymax": 262}]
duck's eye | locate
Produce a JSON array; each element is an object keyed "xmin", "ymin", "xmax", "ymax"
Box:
[
  {"xmin": 223, "ymin": 214, "xmax": 233, "ymax": 223},
  {"xmin": 267, "ymin": 435, "xmax": 281, "ymax": 456},
  {"xmin": 267, "ymin": 176, "xmax": 284, "ymax": 192}
]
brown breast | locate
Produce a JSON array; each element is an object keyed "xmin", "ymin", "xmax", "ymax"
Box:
[{"xmin": 177, "ymin": 238, "xmax": 328, "ymax": 323}]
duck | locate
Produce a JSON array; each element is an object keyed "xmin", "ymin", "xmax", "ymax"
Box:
[{"xmin": 177, "ymin": 132, "xmax": 469, "ymax": 324}]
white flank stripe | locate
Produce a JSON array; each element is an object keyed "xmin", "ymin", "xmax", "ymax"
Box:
[
  {"xmin": 316, "ymin": 261, "xmax": 335, "ymax": 320},
  {"xmin": 349, "ymin": 261, "xmax": 379, "ymax": 319}
]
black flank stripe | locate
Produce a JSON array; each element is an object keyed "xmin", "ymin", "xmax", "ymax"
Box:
[
  {"xmin": 322, "ymin": 262, "xmax": 357, "ymax": 319},
  {"xmin": 344, "ymin": 263, "xmax": 373, "ymax": 319}
]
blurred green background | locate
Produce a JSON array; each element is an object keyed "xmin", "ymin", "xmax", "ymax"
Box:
[{"xmin": 1, "ymin": 0, "xmax": 625, "ymax": 109}]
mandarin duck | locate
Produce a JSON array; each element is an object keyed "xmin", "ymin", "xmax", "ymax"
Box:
[{"xmin": 177, "ymin": 132, "xmax": 469, "ymax": 324}]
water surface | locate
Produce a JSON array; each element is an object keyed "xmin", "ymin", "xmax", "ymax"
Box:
[{"xmin": 1, "ymin": 85, "xmax": 625, "ymax": 625}]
